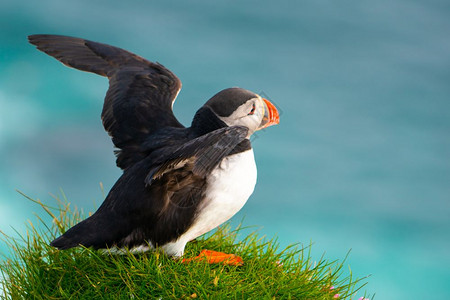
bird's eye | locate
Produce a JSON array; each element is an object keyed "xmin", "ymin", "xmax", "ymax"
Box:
[{"xmin": 248, "ymin": 103, "xmax": 256, "ymax": 115}]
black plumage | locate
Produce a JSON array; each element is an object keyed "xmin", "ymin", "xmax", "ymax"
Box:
[
  {"xmin": 28, "ymin": 35, "xmax": 262, "ymax": 253},
  {"xmin": 29, "ymin": 34, "xmax": 183, "ymax": 170}
]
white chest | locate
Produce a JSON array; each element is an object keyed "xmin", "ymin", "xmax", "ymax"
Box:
[
  {"xmin": 180, "ymin": 149, "xmax": 257, "ymax": 240},
  {"xmin": 161, "ymin": 149, "xmax": 257, "ymax": 256}
]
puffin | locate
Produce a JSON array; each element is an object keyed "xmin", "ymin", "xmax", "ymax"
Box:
[{"xmin": 28, "ymin": 34, "xmax": 279, "ymax": 265}]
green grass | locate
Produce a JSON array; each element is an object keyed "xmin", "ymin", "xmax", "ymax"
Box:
[{"xmin": 0, "ymin": 192, "xmax": 372, "ymax": 299}]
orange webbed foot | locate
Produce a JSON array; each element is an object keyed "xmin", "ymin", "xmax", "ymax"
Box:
[{"xmin": 182, "ymin": 249, "xmax": 243, "ymax": 266}]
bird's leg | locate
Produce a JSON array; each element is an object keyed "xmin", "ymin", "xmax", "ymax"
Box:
[{"xmin": 181, "ymin": 249, "xmax": 243, "ymax": 266}]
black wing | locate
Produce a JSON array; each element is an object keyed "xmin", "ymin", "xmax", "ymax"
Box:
[
  {"xmin": 146, "ymin": 126, "xmax": 249, "ymax": 185},
  {"xmin": 28, "ymin": 34, "xmax": 183, "ymax": 169},
  {"xmin": 50, "ymin": 126, "xmax": 249, "ymax": 250}
]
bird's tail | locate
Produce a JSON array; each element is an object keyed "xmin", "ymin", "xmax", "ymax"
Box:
[
  {"xmin": 50, "ymin": 234, "xmax": 79, "ymax": 250},
  {"xmin": 50, "ymin": 215, "xmax": 120, "ymax": 250}
]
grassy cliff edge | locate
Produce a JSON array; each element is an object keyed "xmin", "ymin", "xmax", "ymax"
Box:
[{"xmin": 0, "ymin": 193, "xmax": 372, "ymax": 299}]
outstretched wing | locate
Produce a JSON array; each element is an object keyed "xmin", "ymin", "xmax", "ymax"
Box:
[{"xmin": 28, "ymin": 34, "xmax": 183, "ymax": 169}]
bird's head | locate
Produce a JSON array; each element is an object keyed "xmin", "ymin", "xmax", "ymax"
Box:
[{"xmin": 202, "ymin": 87, "xmax": 280, "ymax": 138}]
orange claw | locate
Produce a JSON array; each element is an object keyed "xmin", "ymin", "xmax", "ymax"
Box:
[{"xmin": 182, "ymin": 249, "xmax": 244, "ymax": 266}]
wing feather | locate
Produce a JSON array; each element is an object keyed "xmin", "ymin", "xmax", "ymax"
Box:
[
  {"xmin": 146, "ymin": 126, "xmax": 249, "ymax": 184},
  {"xmin": 29, "ymin": 34, "xmax": 183, "ymax": 169}
]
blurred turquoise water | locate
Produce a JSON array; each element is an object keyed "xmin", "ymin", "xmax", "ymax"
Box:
[{"xmin": 1, "ymin": 0, "xmax": 449, "ymax": 298}]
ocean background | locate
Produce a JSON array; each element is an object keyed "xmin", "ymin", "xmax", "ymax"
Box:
[{"xmin": 1, "ymin": 0, "xmax": 449, "ymax": 298}]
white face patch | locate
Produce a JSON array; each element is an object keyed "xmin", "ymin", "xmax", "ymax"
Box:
[{"xmin": 220, "ymin": 96, "xmax": 266, "ymax": 137}]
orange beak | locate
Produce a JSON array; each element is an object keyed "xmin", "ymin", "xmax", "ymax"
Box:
[{"xmin": 260, "ymin": 98, "xmax": 280, "ymax": 129}]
